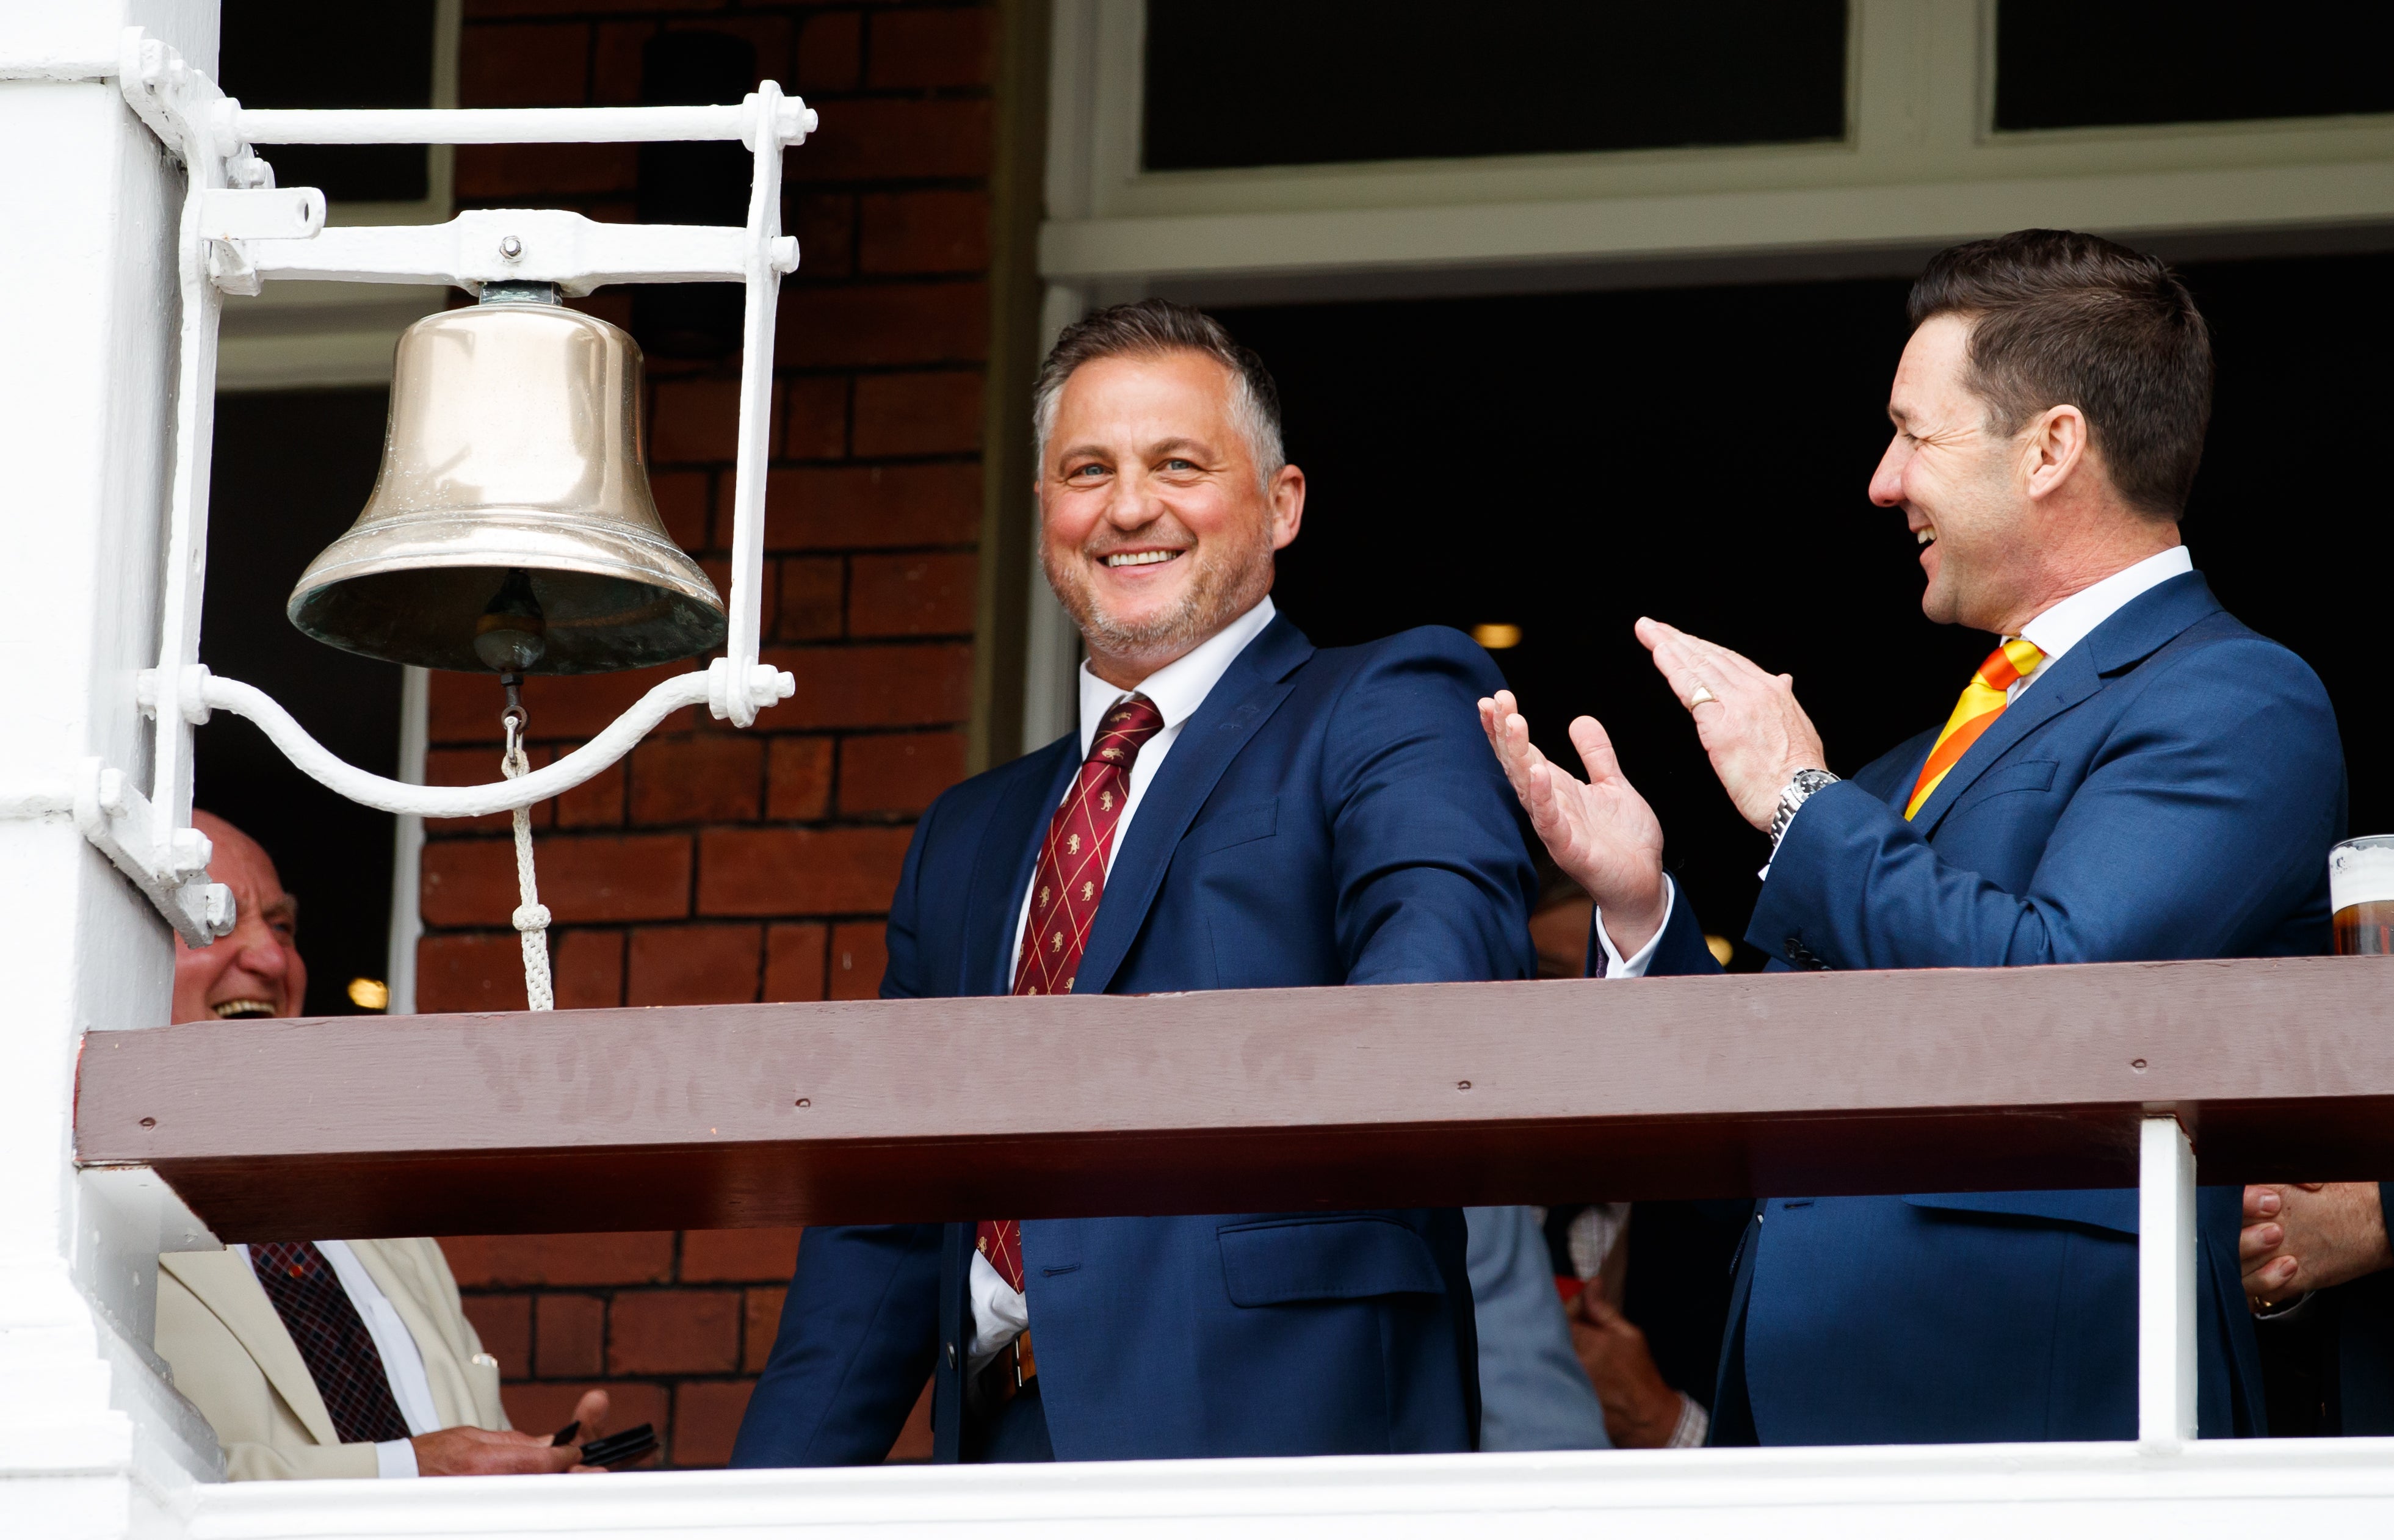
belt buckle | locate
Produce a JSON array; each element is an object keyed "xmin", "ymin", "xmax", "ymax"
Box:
[{"xmin": 972, "ymin": 1331, "xmax": 1036, "ymax": 1416}]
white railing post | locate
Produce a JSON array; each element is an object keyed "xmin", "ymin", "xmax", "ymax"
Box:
[
  {"xmin": 711, "ymin": 82, "xmax": 790, "ymax": 729},
  {"xmin": 2137, "ymin": 1113, "xmax": 2198, "ymax": 1449}
]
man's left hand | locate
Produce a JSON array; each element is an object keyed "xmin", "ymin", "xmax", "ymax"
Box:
[
  {"xmin": 1635, "ymin": 619, "xmax": 1828, "ymax": 831},
  {"xmin": 2242, "ymin": 1182, "xmax": 2393, "ymax": 1301},
  {"xmin": 1566, "ymin": 1281, "xmax": 1688, "ymax": 1450}
]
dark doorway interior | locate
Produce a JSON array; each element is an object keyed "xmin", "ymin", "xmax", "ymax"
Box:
[
  {"xmin": 1227, "ymin": 250, "xmax": 2391, "ymax": 965},
  {"xmin": 200, "ymin": 389, "xmax": 402, "ymax": 1017},
  {"xmin": 1226, "ymin": 252, "xmax": 2394, "ymax": 1413}
]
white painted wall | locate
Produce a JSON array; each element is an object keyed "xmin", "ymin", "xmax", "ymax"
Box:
[
  {"xmin": 0, "ymin": 4, "xmax": 238, "ymax": 1533},
  {"xmin": 164, "ymin": 1435, "xmax": 2394, "ymax": 1539}
]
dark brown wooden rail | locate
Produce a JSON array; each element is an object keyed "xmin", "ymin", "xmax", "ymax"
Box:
[{"xmin": 73, "ymin": 956, "xmax": 2394, "ymax": 1241}]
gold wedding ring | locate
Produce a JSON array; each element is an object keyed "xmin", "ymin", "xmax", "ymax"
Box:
[{"xmin": 1687, "ymin": 684, "xmax": 1719, "ymax": 709}]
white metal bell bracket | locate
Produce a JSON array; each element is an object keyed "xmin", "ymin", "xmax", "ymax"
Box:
[{"xmin": 87, "ymin": 29, "xmax": 810, "ymax": 946}]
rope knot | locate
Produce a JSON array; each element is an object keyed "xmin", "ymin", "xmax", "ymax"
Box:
[{"xmin": 496, "ymin": 685, "xmax": 555, "ymax": 1011}]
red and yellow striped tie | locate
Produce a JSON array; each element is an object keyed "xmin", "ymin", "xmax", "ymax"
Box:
[{"xmin": 1903, "ymin": 637, "xmax": 2045, "ymax": 820}]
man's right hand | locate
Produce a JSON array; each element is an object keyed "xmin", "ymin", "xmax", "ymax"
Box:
[
  {"xmin": 412, "ymin": 1387, "xmax": 610, "ymax": 1476},
  {"xmin": 1478, "ymin": 690, "xmax": 1670, "ymax": 956},
  {"xmin": 2241, "ymin": 1182, "xmax": 2393, "ymax": 1301}
]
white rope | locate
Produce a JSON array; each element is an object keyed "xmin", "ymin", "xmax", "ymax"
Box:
[{"xmin": 501, "ymin": 709, "xmax": 554, "ymax": 1012}]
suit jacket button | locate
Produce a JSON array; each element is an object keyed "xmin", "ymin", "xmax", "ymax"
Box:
[{"xmin": 946, "ymin": 1342, "xmax": 957, "ymax": 1368}]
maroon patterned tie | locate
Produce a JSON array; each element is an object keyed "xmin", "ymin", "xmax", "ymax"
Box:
[
  {"xmin": 250, "ymin": 1241, "xmax": 411, "ymax": 1445},
  {"xmin": 978, "ymin": 693, "xmax": 1166, "ymax": 1292}
]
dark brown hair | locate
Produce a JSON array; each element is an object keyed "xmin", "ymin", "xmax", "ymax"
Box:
[
  {"xmin": 1032, "ymin": 300, "xmax": 1284, "ymax": 486},
  {"xmin": 1908, "ymin": 229, "xmax": 2212, "ymax": 518}
]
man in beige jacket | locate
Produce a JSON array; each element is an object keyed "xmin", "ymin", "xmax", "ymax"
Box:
[{"xmin": 154, "ymin": 813, "xmax": 606, "ymax": 1479}]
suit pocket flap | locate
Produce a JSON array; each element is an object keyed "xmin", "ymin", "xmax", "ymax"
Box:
[
  {"xmin": 1962, "ymin": 759, "xmax": 2059, "ymax": 801},
  {"xmin": 1187, "ymin": 798, "xmax": 1278, "ymax": 856},
  {"xmin": 1904, "ymin": 1188, "xmax": 2136, "ymax": 1235},
  {"xmin": 1217, "ymin": 1216, "xmax": 1445, "ymax": 1306}
]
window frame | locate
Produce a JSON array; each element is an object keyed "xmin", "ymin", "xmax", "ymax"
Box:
[
  {"xmin": 1041, "ymin": 0, "xmax": 2394, "ymax": 297},
  {"xmin": 1014, "ymin": 0, "xmax": 2394, "ymax": 748},
  {"xmin": 215, "ymin": 0, "xmax": 460, "ymax": 393}
]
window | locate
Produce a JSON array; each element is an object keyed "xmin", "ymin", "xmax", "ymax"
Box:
[
  {"xmin": 1140, "ymin": 0, "xmax": 1849, "ymax": 172},
  {"xmin": 1995, "ymin": 2, "xmax": 2394, "ymax": 132},
  {"xmin": 218, "ymin": 0, "xmax": 451, "ymax": 211},
  {"xmin": 213, "ymin": 1, "xmax": 459, "ymax": 392}
]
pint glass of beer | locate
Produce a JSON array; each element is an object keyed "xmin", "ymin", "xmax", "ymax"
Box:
[{"xmin": 2329, "ymin": 836, "xmax": 2394, "ymax": 955}]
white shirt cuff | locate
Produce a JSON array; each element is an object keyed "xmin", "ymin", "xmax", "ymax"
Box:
[
  {"xmin": 1665, "ymin": 1393, "xmax": 1710, "ymax": 1449},
  {"xmin": 1594, "ymin": 875, "xmax": 1676, "ymax": 979},
  {"xmin": 375, "ymin": 1437, "xmax": 420, "ymax": 1478}
]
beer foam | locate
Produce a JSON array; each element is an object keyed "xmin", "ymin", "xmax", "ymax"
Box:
[{"xmin": 2329, "ymin": 839, "xmax": 2394, "ymax": 913}]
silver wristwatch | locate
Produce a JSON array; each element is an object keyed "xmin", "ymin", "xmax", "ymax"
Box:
[{"xmin": 1769, "ymin": 768, "xmax": 1840, "ymax": 852}]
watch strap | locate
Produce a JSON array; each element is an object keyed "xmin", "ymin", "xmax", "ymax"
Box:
[{"xmin": 1769, "ymin": 769, "xmax": 1840, "ymax": 851}]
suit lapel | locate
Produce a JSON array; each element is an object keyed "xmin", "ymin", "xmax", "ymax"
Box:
[
  {"xmin": 160, "ymin": 1249, "xmax": 343, "ymax": 1448},
  {"xmin": 1909, "ymin": 571, "xmax": 2223, "ymax": 835},
  {"xmin": 1073, "ymin": 619, "xmax": 1314, "ymax": 996},
  {"xmin": 958, "ymin": 739, "xmax": 1079, "ymax": 997}
]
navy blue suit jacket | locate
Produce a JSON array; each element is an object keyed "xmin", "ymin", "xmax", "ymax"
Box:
[
  {"xmin": 730, "ymin": 617, "xmax": 1536, "ymax": 1466},
  {"xmin": 1640, "ymin": 571, "xmax": 2345, "ymax": 1443}
]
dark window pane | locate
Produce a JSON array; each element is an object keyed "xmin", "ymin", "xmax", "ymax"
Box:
[
  {"xmin": 220, "ymin": 1, "xmax": 438, "ymax": 204},
  {"xmin": 1996, "ymin": 2, "xmax": 2394, "ymax": 131},
  {"xmin": 1142, "ymin": 0, "xmax": 1847, "ymax": 172}
]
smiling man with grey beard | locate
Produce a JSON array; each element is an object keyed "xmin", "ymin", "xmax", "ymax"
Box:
[
  {"xmin": 1030, "ymin": 319, "xmax": 1293, "ymax": 673},
  {"xmin": 732, "ymin": 299, "xmax": 1598, "ymax": 1468}
]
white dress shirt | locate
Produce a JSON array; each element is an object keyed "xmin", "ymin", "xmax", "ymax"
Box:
[
  {"xmin": 971, "ymin": 595, "xmax": 1280, "ymax": 1371},
  {"xmin": 2009, "ymin": 544, "xmax": 2191, "ymax": 701},
  {"xmin": 1599, "ymin": 545, "xmax": 2194, "ymax": 976},
  {"xmin": 237, "ymin": 1240, "xmax": 439, "ymax": 1477}
]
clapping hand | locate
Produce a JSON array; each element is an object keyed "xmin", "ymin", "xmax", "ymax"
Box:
[
  {"xmin": 1635, "ymin": 618, "xmax": 1828, "ymax": 833},
  {"xmin": 1478, "ymin": 690, "xmax": 1671, "ymax": 957}
]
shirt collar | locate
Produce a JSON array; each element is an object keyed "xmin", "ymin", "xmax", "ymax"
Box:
[
  {"xmin": 2016, "ymin": 545, "xmax": 2193, "ymax": 670},
  {"xmin": 1077, "ymin": 596, "xmax": 1277, "ymax": 756}
]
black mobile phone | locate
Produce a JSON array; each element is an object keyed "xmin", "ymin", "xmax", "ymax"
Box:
[{"xmin": 575, "ymin": 1423, "xmax": 659, "ymax": 1469}]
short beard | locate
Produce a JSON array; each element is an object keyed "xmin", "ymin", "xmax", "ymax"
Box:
[{"xmin": 1044, "ymin": 529, "xmax": 1275, "ymax": 670}]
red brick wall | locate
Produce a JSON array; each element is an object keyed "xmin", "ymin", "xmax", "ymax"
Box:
[
  {"xmin": 442, "ymin": 1229, "xmax": 810, "ymax": 1466},
  {"xmin": 429, "ymin": 0, "xmax": 997, "ymax": 1466}
]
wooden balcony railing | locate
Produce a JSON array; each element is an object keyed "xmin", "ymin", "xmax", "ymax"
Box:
[{"xmin": 72, "ymin": 955, "xmax": 2394, "ymax": 1243}]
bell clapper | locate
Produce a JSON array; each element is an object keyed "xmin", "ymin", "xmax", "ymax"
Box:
[
  {"xmin": 497, "ymin": 676, "xmax": 555, "ymax": 1012},
  {"xmin": 476, "ymin": 568, "xmax": 549, "ymax": 673},
  {"xmin": 499, "ymin": 672, "xmax": 529, "ymax": 750}
]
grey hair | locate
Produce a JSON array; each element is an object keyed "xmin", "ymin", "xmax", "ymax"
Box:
[{"xmin": 1032, "ymin": 299, "xmax": 1286, "ymax": 492}]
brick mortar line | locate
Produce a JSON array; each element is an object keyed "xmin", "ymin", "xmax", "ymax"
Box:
[{"xmin": 418, "ymin": 812, "xmax": 935, "ymax": 836}]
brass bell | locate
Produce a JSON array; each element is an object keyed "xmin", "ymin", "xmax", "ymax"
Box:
[{"xmin": 287, "ymin": 284, "xmax": 726, "ymax": 674}]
